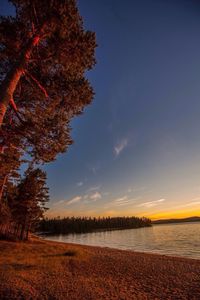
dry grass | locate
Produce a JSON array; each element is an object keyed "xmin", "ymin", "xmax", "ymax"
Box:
[{"xmin": 0, "ymin": 237, "xmax": 200, "ymax": 299}]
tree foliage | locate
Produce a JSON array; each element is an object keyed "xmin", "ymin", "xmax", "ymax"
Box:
[
  {"xmin": 0, "ymin": 0, "xmax": 96, "ymax": 163},
  {"xmin": 10, "ymin": 168, "xmax": 49, "ymax": 239},
  {"xmin": 0, "ymin": 167, "xmax": 49, "ymax": 240},
  {"xmin": 0, "ymin": 0, "xmax": 96, "ymax": 240}
]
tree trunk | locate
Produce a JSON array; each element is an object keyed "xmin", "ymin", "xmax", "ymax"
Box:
[
  {"xmin": 0, "ymin": 174, "xmax": 8, "ymax": 203},
  {"xmin": 25, "ymin": 226, "xmax": 30, "ymax": 240},
  {"xmin": 0, "ymin": 34, "xmax": 41, "ymax": 127},
  {"xmin": 20, "ymin": 223, "xmax": 26, "ymax": 240}
]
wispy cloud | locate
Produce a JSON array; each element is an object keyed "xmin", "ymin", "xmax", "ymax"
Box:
[
  {"xmin": 67, "ymin": 196, "xmax": 82, "ymax": 206},
  {"xmin": 77, "ymin": 181, "xmax": 83, "ymax": 187},
  {"xmin": 104, "ymin": 195, "xmax": 137, "ymax": 208},
  {"xmin": 138, "ymin": 199, "xmax": 165, "ymax": 208},
  {"xmin": 114, "ymin": 196, "xmax": 128, "ymax": 203},
  {"xmin": 90, "ymin": 192, "xmax": 102, "ymax": 201},
  {"xmin": 113, "ymin": 195, "xmax": 139, "ymax": 207},
  {"xmin": 115, "ymin": 201, "xmax": 131, "ymax": 206},
  {"xmin": 90, "ymin": 164, "xmax": 100, "ymax": 174},
  {"xmin": 192, "ymin": 197, "xmax": 200, "ymax": 201},
  {"xmin": 114, "ymin": 138, "xmax": 128, "ymax": 157},
  {"xmin": 52, "ymin": 200, "xmax": 65, "ymax": 206},
  {"xmin": 88, "ymin": 186, "xmax": 101, "ymax": 192},
  {"xmin": 182, "ymin": 201, "xmax": 200, "ymax": 207}
]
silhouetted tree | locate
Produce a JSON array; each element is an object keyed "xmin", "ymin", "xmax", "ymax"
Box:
[{"xmin": 10, "ymin": 168, "xmax": 49, "ymax": 240}]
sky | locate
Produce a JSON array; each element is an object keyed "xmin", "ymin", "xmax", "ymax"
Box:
[{"xmin": 2, "ymin": 0, "xmax": 200, "ymax": 219}]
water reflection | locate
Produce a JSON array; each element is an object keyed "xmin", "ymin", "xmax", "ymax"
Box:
[{"xmin": 44, "ymin": 222, "xmax": 200, "ymax": 259}]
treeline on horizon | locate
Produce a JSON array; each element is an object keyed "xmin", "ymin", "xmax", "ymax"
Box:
[
  {"xmin": 39, "ymin": 216, "xmax": 152, "ymax": 235},
  {"xmin": 152, "ymin": 216, "xmax": 200, "ymax": 225}
]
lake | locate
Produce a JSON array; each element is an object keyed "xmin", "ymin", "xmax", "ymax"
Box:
[{"xmin": 44, "ymin": 222, "xmax": 200, "ymax": 259}]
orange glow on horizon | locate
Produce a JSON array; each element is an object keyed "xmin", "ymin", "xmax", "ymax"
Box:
[
  {"xmin": 146, "ymin": 209, "xmax": 200, "ymax": 220},
  {"xmin": 46, "ymin": 208, "xmax": 200, "ymax": 221}
]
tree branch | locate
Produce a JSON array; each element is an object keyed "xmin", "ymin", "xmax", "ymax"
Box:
[
  {"xmin": 9, "ymin": 98, "xmax": 26, "ymax": 125},
  {"xmin": 10, "ymin": 98, "xmax": 18, "ymax": 112},
  {"xmin": 25, "ymin": 71, "xmax": 49, "ymax": 98}
]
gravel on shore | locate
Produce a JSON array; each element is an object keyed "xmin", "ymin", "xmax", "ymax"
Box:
[{"xmin": 0, "ymin": 237, "xmax": 200, "ymax": 299}]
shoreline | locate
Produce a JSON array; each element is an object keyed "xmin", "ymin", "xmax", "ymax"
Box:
[
  {"xmin": 43, "ymin": 235, "xmax": 200, "ymax": 261},
  {"xmin": 0, "ymin": 237, "xmax": 200, "ymax": 299}
]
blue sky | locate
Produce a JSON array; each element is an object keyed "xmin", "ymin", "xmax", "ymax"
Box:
[{"xmin": 2, "ymin": 0, "xmax": 200, "ymax": 219}]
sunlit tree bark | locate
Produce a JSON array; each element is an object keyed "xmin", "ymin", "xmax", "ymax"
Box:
[{"xmin": 0, "ymin": 34, "xmax": 41, "ymax": 126}]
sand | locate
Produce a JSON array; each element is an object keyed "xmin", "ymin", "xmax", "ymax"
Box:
[{"xmin": 0, "ymin": 237, "xmax": 200, "ymax": 299}]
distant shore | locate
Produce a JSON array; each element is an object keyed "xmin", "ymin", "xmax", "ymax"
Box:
[
  {"xmin": 152, "ymin": 216, "xmax": 200, "ymax": 225},
  {"xmin": 0, "ymin": 237, "xmax": 200, "ymax": 299}
]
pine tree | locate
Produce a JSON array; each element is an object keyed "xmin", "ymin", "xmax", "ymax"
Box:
[
  {"xmin": 0, "ymin": 0, "xmax": 96, "ymax": 165},
  {"xmin": 10, "ymin": 167, "xmax": 49, "ymax": 240},
  {"xmin": 0, "ymin": 180, "xmax": 19, "ymax": 238},
  {"xmin": 0, "ymin": 0, "xmax": 96, "ymax": 201},
  {"xmin": 0, "ymin": 0, "xmax": 96, "ymax": 128}
]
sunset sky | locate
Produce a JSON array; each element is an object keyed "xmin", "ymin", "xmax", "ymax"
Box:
[{"xmin": 2, "ymin": 0, "xmax": 200, "ymax": 220}]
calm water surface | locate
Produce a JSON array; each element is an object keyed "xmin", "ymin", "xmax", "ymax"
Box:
[{"xmin": 44, "ymin": 222, "xmax": 200, "ymax": 259}]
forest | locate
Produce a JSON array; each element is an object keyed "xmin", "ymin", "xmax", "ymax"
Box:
[
  {"xmin": 39, "ymin": 216, "xmax": 152, "ymax": 234},
  {"xmin": 0, "ymin": 0, "xmax": 96, "ymax": 240}
]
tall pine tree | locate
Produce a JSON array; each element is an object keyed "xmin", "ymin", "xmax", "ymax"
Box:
[
  {"xmin": 0, "ymin": 0, "xmax": 96, "ymax": 128},
  {"xmin": 0, "ymin": 0, "xmax": 96, "ymax": 201}
]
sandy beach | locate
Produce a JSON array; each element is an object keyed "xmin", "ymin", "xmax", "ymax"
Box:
[{"xmin": 0, "ymin": 238, "xmax": 200, "ymax": 300}]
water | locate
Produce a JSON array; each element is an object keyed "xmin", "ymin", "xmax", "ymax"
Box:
[{"xmin": 44, "ymin": 222, "xmax": 200, "ymax": 259}]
